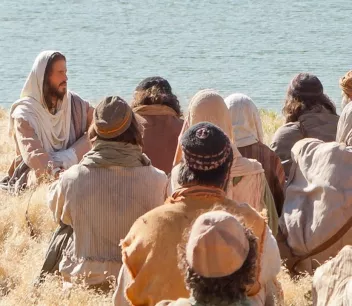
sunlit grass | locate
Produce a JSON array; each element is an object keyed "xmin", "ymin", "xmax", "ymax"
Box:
[{"xmin": 0, "ymin": 109, "xmax": 312, "ymax": 305}]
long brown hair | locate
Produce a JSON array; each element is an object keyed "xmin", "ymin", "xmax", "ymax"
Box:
[
  {"xmin": 43, "ymin": 52, "xmax": 66, "ymax": 110},
  {"xmin": 131, "ymin": 77, "xmax": 182, "ymax": 117},
  {"xmin": 282, "ymin": 73, "xmax": 337, "ymax": 123}
]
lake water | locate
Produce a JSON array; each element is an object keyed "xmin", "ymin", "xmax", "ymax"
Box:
[{"xmin": 0, "ymin": 0, "xmax": 351, "ymax": 112}]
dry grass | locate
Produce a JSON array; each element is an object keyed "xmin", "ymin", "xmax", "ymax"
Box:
[{"xmin": 0, "ymin": 108, "xmax": 312, "ymax": 305}]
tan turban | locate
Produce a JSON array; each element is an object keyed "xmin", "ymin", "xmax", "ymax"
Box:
[
  {"xmin": 186, "ymin": 211, "xmax": 250, "ymax": 278},
  {"xmin": 339, "ymin": 70, "xmax": 352, "ymax": 96}
]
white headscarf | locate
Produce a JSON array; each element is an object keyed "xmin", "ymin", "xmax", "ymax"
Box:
[
  {"xmin": 336, "ymin": 101, "xmax": 352, "ymax": 146},
  {"xmin": 225, "ymin": 93, "xmax": 264, "ymax": 148},
  {"xmin": 9, "ymin": 50, "xmax": 72, "ymax": 152}
]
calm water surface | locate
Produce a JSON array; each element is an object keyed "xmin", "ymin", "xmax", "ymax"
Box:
[{"xmin": 0, "ymin": 0, "xmax": 351, "ymax": 112}]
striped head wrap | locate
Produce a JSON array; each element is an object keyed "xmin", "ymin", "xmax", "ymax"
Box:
[{"xmin": 181, "ymin": 122, "xmax": 232, "ymax": 171}]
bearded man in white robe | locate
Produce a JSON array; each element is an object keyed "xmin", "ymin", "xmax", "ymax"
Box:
[{"xmin": 1, "ymin": 51, "xmax": 94, "ymax": 193}]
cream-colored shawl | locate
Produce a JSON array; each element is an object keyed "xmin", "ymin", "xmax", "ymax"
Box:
[
  {"xmin": 336, "ymin": 101, "xmax": 352, "ymax": 146},
  {"xmin": 313, "ymin": 245, "xmax": 352, "ymax": 306},
  {"xmin": 172, "ymin": 89, "xmax": 263, "ymax": 177},
  {"xmin": 225, "ymin": 93, "xmax": 264, "ymax": 147},
  {"xmin": 9, "ymin": 50, "xmax": 72, "ymax": 152},
  {"xmin": 280, "ymin": 137, "xmax": 352, "ymax": 274}
]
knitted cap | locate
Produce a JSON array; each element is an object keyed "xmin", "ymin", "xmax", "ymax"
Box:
[
  {"xmin": 181, "ymin": 122, "xmax": 232, "ymax": 171},
  {"xmin": 340, "ymin": 70, "xmax": 352, "ymax": 96},
  {"xmin": 186, "ymin": 211, "xmax": 249, "ymax": 278},
  {"xmin": 93, "ymin": 96, "xmax": 132, "ymax": 139},
  {"xmin": 135, "ymin": 76, "xmax": 172, "ymax": 94},
  {"xmin": 290, "ymin": 73, "xmax": 324, "ymax": 99}
]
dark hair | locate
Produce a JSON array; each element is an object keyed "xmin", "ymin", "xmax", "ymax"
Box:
[
  {"xmin": 43, "ymin": 52, "xmax": 66, "ymax": 110},
  {"xmin": 282, "ymin": 73, "xmax": 337, "ymax": 123},
  {"xmin": 131, "ymin": 81, "xmax": 182, "ymax": 117},
  {"xmin": 177, "ymin": 150, "xmax": 234, "ymax": 189},
  {"xmin": 88, "ymin": 112, "xmax": 144, "ymax": 147},
  {"xmin": 178, "ymin": 227, "xmax": 257, "ymax": 305}
]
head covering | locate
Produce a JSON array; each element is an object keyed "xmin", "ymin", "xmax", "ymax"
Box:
[
  {"xmin": 289, "ymin": 73, "xmax": 324, "ymax": 99},
  {"xmin": 181, "ymin": 122, "xmax": 232, "ymax": 171},
  {"xmin": 135, "ymin": 76, "xmax": 172, "ymax": 94},
  {"xmin": 339, "ymin": 70, "xmax": 352, "ymax": 97},
  {"xmin": 225, "ymin": 93, "xmax": 264, "ymax": 147},
  {"xmin": 9, "ymin": 50, "xmax": 72, "ymax": 152},
  {"xmin": 186, "ymin": 210, "xmax": 249, "ymax": 278},
  {"xmin": 336, "ymin": 101, "xmax": 352, "ymax": 146},
  {"xmin": 93, "ymin": 96, "xmax": 132, "ymax": 139},
  {"xmin": 173, "ymin": 89, "xmax": 264, "ymax": 177},
  {"xmin": 173, "ymin": 89, "xmax": 237, "ymax": 165}
]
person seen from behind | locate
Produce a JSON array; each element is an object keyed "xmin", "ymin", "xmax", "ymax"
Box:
[
  {"xmin": 270, "ymin": 73, "xmax": 339, "ymax": 178},
  {"xmin": 172, "ymin": 89, "xmax": 278, "ymax": 234},
  {"xmin": 131, "ymin": 76, "xmax": 183, "ymax": 174},
  {"xmin": 114, "ymin": 121, "xmax": 281, "ymax": 306},
  {"xmin": 46, "ymin": 96, "xmax": 168, "ymax": 290},
  {"xmin": 225, "ymin": 93, "xmax": 285, "ymax": 216},
  {"xmin": 156, "ymin": 210, "xmax": 258, "ymax": 306}
]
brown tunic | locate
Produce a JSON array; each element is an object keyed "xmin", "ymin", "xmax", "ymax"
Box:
[{"xmin": 139, "ymin": 114, "xmax": 183, "ymax": 174}]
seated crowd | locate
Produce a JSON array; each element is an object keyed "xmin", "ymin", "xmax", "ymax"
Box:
[{"xmin": 1, "ymin": 50, "xmax": 352, "ymax": 305}]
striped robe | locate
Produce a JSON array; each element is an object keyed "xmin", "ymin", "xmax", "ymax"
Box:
[{"xmin": 47, "ymin": 162, "xmax": 168, "ymax": 286}]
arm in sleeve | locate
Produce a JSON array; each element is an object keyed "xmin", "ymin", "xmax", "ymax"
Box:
[
  {"xmin": 14, "ymin": 118, "xmax": 54, "ymax": 176},
  {"xmin": 86, "ymin": 103, "xmax": 94, "ymax": 130},
  {"xmin": 270, "ymin": 123, "xmax": 303, "ymax": 178},
  {"xmin": 47, "ymin": 176, "xmax": 73, "ymax": 226},
  {"xmin": 260, "ymin": 226, "xmax": 281, "ymax": 285},
  {"xmin": 52, "ymin": 98, "xmax": 94, "ymax": 166},
  {"xmin": 113, "ymin": 264, "xmax": 133, "ymax": 306},
  {"xmin": 262, "ymin": 175, "xmax": 279, "ymax": 237}
]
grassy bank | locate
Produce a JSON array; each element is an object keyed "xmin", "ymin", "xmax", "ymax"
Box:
[{"xmin": 0, "ymin": 108, "xmax": 312, "ymax": 306}]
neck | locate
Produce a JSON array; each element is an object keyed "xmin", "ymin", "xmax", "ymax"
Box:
[
  {"xmin": 170, "ymin": 185, "xmax": 226, "ymax": 201},
  {"xmin": 51, "ymin": 96, "xmax": 58, "ymax": 107}
]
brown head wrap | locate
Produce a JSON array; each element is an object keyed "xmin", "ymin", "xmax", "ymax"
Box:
[{"xmin": 93, "ymin": 96, "xmax": 132, "ymax": 139}]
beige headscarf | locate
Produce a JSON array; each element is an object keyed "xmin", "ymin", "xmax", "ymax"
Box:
[
  {"xmin": 186, "ymin": 211, "xmax": 249, "ymax": 278},
  {"xmin": 225, "ymin": 93, "xmax": 264, "ymax": 148},
  {"xmin": 9, "ymin": 50, "xmax": 72, "ymax": 152},
  {"xmin": 173, "ymin": 89, "xmax": 263, "ymax": 177},
  {"xmin": 336, "ymin": 101, "xmax": 352, "ymax": 146}
]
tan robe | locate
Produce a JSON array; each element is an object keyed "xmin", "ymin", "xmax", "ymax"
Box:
[
  {"xmin": 113, "ymin": 186, "xmax": 281, "ymax": 306},
  {"xmin": 48, "ymin": 156, "xmax": 169, "ymax": 286}
]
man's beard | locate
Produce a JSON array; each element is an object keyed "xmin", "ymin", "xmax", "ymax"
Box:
[
  {"xmin": 44, "ymin": 81, "xmax": 67, "ymax": 110},
  {"xmin": 48, "ymin": 81, "xmax": 67, "ymax": 100}
]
